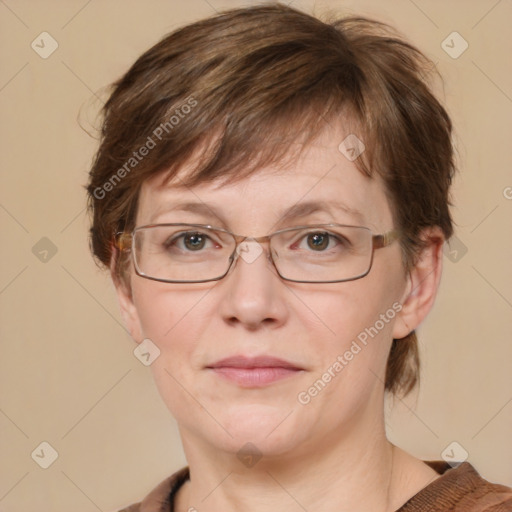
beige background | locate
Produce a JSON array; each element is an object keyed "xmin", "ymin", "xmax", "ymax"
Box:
[{"xmin": 0, "ymin": 0, "xmax": 511, "ymax": 510}]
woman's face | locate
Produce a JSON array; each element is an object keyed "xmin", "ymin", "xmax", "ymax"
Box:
[{"xmin": 117, "ymin": 128, "xmax": 412, "ymax": 459}]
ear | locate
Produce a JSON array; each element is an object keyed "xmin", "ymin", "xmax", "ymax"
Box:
[
  {"xmin": 110, "ymin": 246, "xmax": 143, "ymax": 343},
  {"xmin": 392, "ymin": 227, "xmax": 444, "ymax": 339}
]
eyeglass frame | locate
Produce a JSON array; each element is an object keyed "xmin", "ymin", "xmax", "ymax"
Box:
[{"xmin": 115, "ymin": 223, "xmax": 400, "ymax": 284}]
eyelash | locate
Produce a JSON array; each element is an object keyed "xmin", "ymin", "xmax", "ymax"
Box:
[{"xmin": 164, "ymin": 230, "xmax": 347, "ymax": 253}]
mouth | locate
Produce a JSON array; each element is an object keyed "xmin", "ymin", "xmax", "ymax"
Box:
[{"xmin": 206, "ymin": 355, "xmax": 304, "ymax": 388}]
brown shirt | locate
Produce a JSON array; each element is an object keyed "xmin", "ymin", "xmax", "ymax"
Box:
[{"xmin": 118, "ymin": 461, "xmax": 512, "ymax": 512}]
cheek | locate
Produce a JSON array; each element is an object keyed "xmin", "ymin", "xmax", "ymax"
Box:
[
  {"xmin": 292, "ymin": 278, "xmax": 403, "ymax": 398},
  {"xmin": 132, "ymin": 281, "xmax": 210, "ymax": 340},
  {"xmin": 131, "ymin": 283, "xmax": 214, "ymax": 418},
  {"xmin": 295, "ymin": 282, "xmax": 398, "ymax": 349},
  {"xmin": 131, "ymin": 282, "xmax": 216, "ymax": 385},
  {"xmin": 292, "ymin": 287, "xmax": 400, "ymax": 421}
]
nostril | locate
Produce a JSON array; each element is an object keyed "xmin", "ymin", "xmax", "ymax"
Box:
[{"xmin": 226, "ymin": 316, "xmax": 239, "ymax": 326}]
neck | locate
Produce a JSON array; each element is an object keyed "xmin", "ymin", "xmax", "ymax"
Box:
[{"xmin": 176, "ymin": 419, "xmax": 400, "ymax": 512}]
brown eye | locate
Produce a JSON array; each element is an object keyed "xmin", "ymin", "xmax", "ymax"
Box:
[
  {"xmin": 307, "ymin": 232, "xmax": 330, "ymax": 251},
  {"xmin": 183, "ymin": 232, "xmax": 206, "ymax": 251},
  {"xmin": 164, "ymin": 231, "xmax": 214, "ymax": 252}
]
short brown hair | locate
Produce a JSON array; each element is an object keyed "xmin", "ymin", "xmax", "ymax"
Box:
[{"xmin": 86, "ymin": 3, "xmax": 455, "ymax": 397}]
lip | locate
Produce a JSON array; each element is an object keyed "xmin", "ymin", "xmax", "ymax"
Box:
[{"xmin": 206, "ymin": 356, "xmax": 304, "ymax": 387}]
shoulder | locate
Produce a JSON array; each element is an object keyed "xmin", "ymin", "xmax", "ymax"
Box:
[
  {"xmin": 116, "ymin": 504, "xmax": 141, "ymax": 512},
  {"xmin": 114, "ymin": 467, "xmax": 190, "ymax": 512},
  {"xmin": 398, "ymin": 461, "xmax": 512, "ymax": 511}
]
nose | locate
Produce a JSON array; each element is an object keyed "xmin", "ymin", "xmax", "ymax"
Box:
[{"xmin": 217, "ymin": 239, "xmax": 289, "ymax": 330}]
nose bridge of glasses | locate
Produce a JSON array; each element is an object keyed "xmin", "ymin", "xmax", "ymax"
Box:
[
  {"xmin": 231, "ymin": 233, "xmax": 271, "ymax": 244},
  {"xmin": 231, "ymin": 233, "xmax": 275, "ymax": 266}
]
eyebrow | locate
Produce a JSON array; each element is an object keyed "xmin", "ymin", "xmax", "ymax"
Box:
[
  {"xmin": 152, "ymin": 200, "xmax": 365, "ymax": 227},
  {"xmin": 278, "ymin": 201, "xmax": 365, "ymax": 224}
]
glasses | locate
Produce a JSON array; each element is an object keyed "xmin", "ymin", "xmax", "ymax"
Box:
[{"xmin": 116, "ymin": 223, "xmax": 399, "ymax": 284}]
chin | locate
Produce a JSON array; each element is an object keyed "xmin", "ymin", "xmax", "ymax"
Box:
[{"xmin": 207, "ymin": 403, "xmax": 307, "ymax": 456}]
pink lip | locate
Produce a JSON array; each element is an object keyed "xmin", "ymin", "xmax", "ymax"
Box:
[{"xmin": 207, "ymin": 356, "xmax": 304, "ymax": 387}]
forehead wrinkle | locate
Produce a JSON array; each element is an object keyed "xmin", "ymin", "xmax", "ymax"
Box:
[
  {"xmin": 278, "ymin": 200, "xmax": 365, "ymax": 224},
  {"xmin": 149, "ymin": 200, "xmax": 227, "ymax": 226},
  {"xmin": 149, "ymin": 198, "xmax": 366, "ymax": 229}
]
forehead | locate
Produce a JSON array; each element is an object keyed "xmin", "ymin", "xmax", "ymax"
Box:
[{"xmin": 136, "ymin": 126, "xmax": 393, "ymax": 232}]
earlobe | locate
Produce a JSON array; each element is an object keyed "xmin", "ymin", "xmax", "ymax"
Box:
[
  {"xmin": 392, "ymin": 228, "xmax": 444, "ymax": 340},
  {"xmin": 110, "ymin": 249, "xmax": 143, "ymax": 343},
  {"xmin": 115, "ymin": 280, "xmax": 144, "ymax": 343}
]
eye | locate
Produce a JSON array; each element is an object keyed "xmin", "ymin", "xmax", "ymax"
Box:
[
  {"xmin": 305, "ymin": 232, "xmax": 331, "ymax": 251},
  {"xmin": 294, "ymin": 231, "xmax": 344, "ymax": 252},
  {"xmin": 166, "ymin": 231, "xmax": 218, "ymax": 252}
]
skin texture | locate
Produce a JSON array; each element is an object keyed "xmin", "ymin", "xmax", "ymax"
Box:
[{"xmin": 113, "ymin": 126, "xmax": 444, "ymax": 512}]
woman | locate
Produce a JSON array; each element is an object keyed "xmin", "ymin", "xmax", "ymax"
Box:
[{"xmin": 87, "ymin": 4, "xmax": 512, "ymax": 511}]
